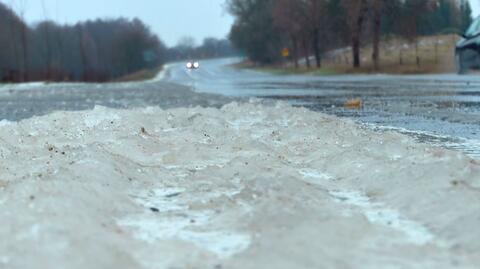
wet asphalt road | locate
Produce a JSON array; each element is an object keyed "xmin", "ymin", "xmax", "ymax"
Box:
[
  {"xmin": 0, "ymin": 80, "xmax": 232, "ymax": 121},
  {"xmin": 0, "ymin": 57, "xmax": 478, "ymax": 158},
  {"xmin": 165, "ymin": 58, "xmax": 480, "ymax": 159}
]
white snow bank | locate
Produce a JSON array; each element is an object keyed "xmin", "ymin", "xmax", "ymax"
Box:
[
  {"xmin": 0, "ymin": 65, "xmax": 166, "ymax": 93},
  {"xmin": 0, "ymin": 101, "xmax": 479, "ymax": 269},
  {"xmin": 329, "ymin": 190, "xmax": 437, "ymax": 245}
]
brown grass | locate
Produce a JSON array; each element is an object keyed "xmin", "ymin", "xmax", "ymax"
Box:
[
  {"xmin": 322, "ymin": 34, "xmax": 459, "ymax": 74},
  {"xmin": 238, "ymin": 34, "xmax": 460, "ymax": 75}
]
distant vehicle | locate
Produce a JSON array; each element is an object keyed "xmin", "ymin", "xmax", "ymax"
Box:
[
  {"xmin": 455, "ymin": 17, "xmax": 480, "ymax": 74},
  {"xmin": 186, "ymin": 61, "xmax": 200, "ymax": 70}
]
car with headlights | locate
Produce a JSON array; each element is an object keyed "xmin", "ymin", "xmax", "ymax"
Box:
[{"xmin": 186, "ymin": 61, "xmax": 200, "ymax": 70}]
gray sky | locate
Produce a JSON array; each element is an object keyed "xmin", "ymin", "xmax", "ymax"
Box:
[
  {"xmin": 3, "ymin": 0, "xmax": 480, "ymax": 47},
  {"xmin": 471, "ymin": 0, "xmax": 480, "ymax": 16},
  {"xmin": 5, "ymin": 0, "xmax": 234, "ymax": 47}
]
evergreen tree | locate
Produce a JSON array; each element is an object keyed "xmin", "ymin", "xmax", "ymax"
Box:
[
  {"xmin": 228, "ymin": 0, "xmax": 284, "ymax": 64},
  {"xmin": 460, "ymin": 0, "xmax": 473, "ymax": 32},
  {"xmin": 380, "ymin": 0, "xmax": 403, "ymax": 36},
  {"xmin": 326, "ymin": 0, "xmax": 349, "ymax": 46}
]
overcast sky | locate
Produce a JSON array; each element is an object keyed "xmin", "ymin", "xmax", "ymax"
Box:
[
  {"xmin": 4, "ymin": 0, "xmax": 234, "ymax": 47},
  {"xmin": 3, "ymin": 0, "xmax": 480, "ymax": 47},
  {"xmin": 470, "ymin": 0, "xmax": 480, "ymax": 16}
]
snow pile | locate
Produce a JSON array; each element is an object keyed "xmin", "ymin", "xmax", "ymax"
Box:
[{"xmin": 0, "ymin": 101, "xmax": 479, "ymax": 269}]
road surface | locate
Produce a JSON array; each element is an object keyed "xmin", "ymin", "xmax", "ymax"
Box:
[
  {"xmin": 0, "ymin": 80, "xmax": 233, "ymax": 121},
  {"xmin": 164, "ymin": 58, "xmax": 480, "ymax": 159},
  {"xmin": 1, "ymin": 58, "xmax": 478, "ymax": 158}
]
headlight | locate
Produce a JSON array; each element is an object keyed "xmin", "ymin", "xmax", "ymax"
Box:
[
  {"xmin": 193, "ymin": 62, "xmax": 200, "ymax": 69},
  {"xmin": 186, "ymin": 62, "xmax": 193, "ymax": 69}
]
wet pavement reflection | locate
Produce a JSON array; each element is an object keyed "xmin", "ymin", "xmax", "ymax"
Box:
[
  {"xmin": 166, "ymin": 58, "xmax": 480, "ymax": 159},
  {"xmin": 0, "ymin": 58, "xmax": 478, "ymax": 159}
]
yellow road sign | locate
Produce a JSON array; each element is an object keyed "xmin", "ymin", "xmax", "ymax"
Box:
[{"xmin": 282, "ymin": 48, "xmax": 290, "ymax": 58}]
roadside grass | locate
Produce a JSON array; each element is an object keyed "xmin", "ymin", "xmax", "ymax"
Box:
[
  {"xmin": 325, "ymin": 34, "xmax": 459, "ymax": 74},
  {"xmin": 238, "ymin": 34, "xmax": 459, "ymax": 75},
  {"xmin": 115, "ymin": 66, "xmax": 163, "ymax": 82},
  {"xmin": 252, "ymin": 66, "xmax": 340, "ymax": 75}
]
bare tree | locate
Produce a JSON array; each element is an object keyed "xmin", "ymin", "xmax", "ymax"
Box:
[
  {"xmin": 0, "ymin": 1, "xmax": 167, "ymax": 82},
  {"xmin": 177, "ymin": 36, "xmax": 196, "ymax": 50},
  {"xmin": 40, "ymin": 0, "xmax": 52, "ymax": 80},
  {"xmin": 227, "ymin": 0, "xmax": 286, "ymax": 64},
  {"xmin": 370, "ymin": 0, "xmax": 382, "ymax": 70},
  {"xmin": 399, "ymin": 0, "xmax": 430, "ymax": 68},
  {"xmin": 15, "ymin": 0, "xmax": 30, "ymax": 81},
  {"xmin": 272, "ymin": 0, "xmax": 303, "ymax": 68},
  {"xmin": 53, "ymin": 0, "xmax": 65, "ymax": 79},
  {"xmin": 343, "ymin": 0, "xmax": 368, "ymax": 68},
  {"xmin": 301, "ymin": 36, "xmax": 312, "ymax": 68},
  {"xmin": 176, "ymin": 36, "xmax": 197, "ymax": 59},
  {"xmin": 307, "ymin": 0, "xmax": 327, "ymax": 68},
  {"xmin": 7, "ymin": 1, "xmax": 20, "ymax": 80}
]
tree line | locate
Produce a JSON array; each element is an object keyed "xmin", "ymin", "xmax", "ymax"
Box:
[
  {"xmin": 0, "ymin": 2, "xmax": 168, "ymax": 82},
  {"xmin": 226, "ymin": 0, "xmax": 473, "ymax": 69},
  {"xmin": 166, "ymin": 36, "xmax": 238, "ymax": 62},
  {"xmin": 0, "ymin": 2, "xmax": 237, "ymax": 83}
]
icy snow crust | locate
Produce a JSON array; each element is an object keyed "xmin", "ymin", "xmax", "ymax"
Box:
[{"xmin": 0, "ymin": 101, "xmax": 479, "ymax": 269}]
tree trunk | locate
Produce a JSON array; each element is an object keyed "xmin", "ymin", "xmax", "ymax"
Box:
[
  {"xmin": 415, "ymin": 40, "xmax": 420, "ymax": 67},
  {"xmin": 352, "ymin": 0, "xmax": 367, "ymax": 68},
  {"xmin": 56, "ymin": 31, "xmax": 65, "ymax": 80},
  {"xmin": 302, "ymin": 37, "xmax": 311, "ymax": 68},
  {"xmin": 78, "ymin": 27, "xmax": 87, "ymax": 81},
  {"xmin": 372, "ymin": 0, "xmax": 381, "ymax": 70},
  {"xmin": 9, "ymin": 13, "xmax": 20, "ymax": 82},
  {"xmin": 44, "ymin": 26, "xmax": 52, "ymax": 81},
  {"xmin": 312, "ymin": 28, "xmax": 321, "ymax": 68},
  {"xmin": 41, "ymin": 0, "xmax": 51, "ymax": 81},
  {"xmin": 21, "ymin": 24, "xmax": 29, "ymax": 82},
  {"xmin": 292, "ymin": 35, "xmax": 299, "ymax": 69},
  {"xmin": 352, "ymin": 34, "xmax": 361, "ymax": 68}
]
